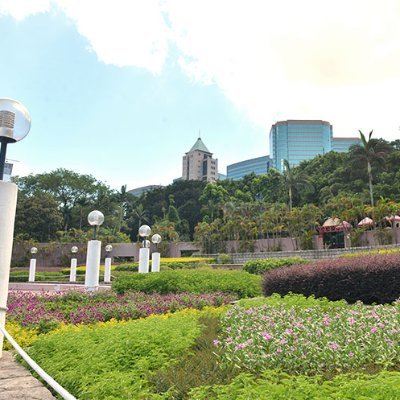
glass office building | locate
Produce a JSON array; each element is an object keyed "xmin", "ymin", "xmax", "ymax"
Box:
[
  {"xmin": 332, "ymin": 137, "xmax": 361, "ymax": 153},
  {"xmin": 227, "ymin": 155, "xmax": 271, "ymax": 180},
  {"xmin": 269, "ymin": 120, "xmax": 333, "ymax": 172}
]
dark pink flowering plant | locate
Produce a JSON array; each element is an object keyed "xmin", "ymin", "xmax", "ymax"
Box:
[{"xmin": 7, "ymin": 290, "xmax": 235, "ymax": 329}]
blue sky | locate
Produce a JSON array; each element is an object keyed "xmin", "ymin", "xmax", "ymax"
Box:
[{"xmin": 1, "ymin": 1, "xmax": 400, "ymax": 190}]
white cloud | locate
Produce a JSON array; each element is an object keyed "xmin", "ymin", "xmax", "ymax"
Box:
[
  {"xmin": 0, "ymin": 0, "xmax": 50, "ymax": 21},
  {"xmin": 2, "ymin": 0, "xmax": 400, "ymax": 138}
]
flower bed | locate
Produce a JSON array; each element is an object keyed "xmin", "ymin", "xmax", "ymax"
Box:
[
  {"xmin": 215, "ymin": 300, "xmax": 400, "ymax": 375},
  {"xmin": 6, "ymin": 290, "xmax": 235, "ymax": 328}
]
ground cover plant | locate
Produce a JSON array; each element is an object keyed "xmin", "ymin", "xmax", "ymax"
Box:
[
  {"xmin": 6, "ymin": 290, "xmax": 236, "ymax": 329},
  {"xmin": 25, "ymin": 310, "xmax": 208, "ymax": 399},
  {"xmin": 190, "ymin": 370, "xmax": 400, "ymax": 399},
  {"xmin": 243, "ymin": 257, "xmax": 305, "ymax": 275},
  {"xmin": 6, "ymin": 293, "xmax": 400, "ymax": 399},
  {"xmin": 262, "ymin": 253, "xmax": 400, "ymax": 304},
  {"xmin": 112, "ymin": 268, "xmax": 262, "ymax": 298},
  {"xmin": 215, "ymin": 299, "xmax": 400, "ymax": 376}
]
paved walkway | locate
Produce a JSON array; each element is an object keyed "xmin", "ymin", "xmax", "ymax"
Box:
[
  {"xmin": 9, "ymin": 282, "xmax": 111, "ymax": 292},
  {"xmin": 0, "ymin": 351, "xmax": 55, "ymax": 399}
]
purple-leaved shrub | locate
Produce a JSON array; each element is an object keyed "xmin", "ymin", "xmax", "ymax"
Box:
[{"xmin": 262, "ymin": 253, "xmax": 400, "ymax": 304}]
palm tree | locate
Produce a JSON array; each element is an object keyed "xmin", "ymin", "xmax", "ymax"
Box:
[
  {"xmin": 281, "ymin": 160, "xmax": 313, "ymax": 211},
  {"xmin": 351, "ymin": 131, "xmax": 391, "ymax": 206},
  {"xmin": 131, "ymin": 204, "xmax": 150, "ymax": 242}
]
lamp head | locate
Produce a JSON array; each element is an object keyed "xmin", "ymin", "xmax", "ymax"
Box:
[
  {"xmin": 151, "ymin": 234, "xmax": 162, "ymax": 244},
  {"xmin": 0, "ymin": 98, "xmax": 31, "ymax": 143},
  {"xmin": 71, "ymin": 246, "xmax": 78, "ymax": 254},
  {"xmin": 88, "ymin": 210, "xmax": 104, "ymax": 227},
  {"xmin": 139, "ymin": 225, "xmax": 151, "ymax": 238},
  {"xmin": 105, "ymin": 244, "xmax": 113, "ymax": 252}
]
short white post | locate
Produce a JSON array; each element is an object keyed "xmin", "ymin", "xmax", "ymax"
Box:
[
  {"xmin": 28, "ymin": 258, "xmax": 36, "ymax": 282},
  {"xmin": 138, "ymin": 248, "xmax": 150, "ymax": 273},
  {"xmin": 85, "ymin": 240, "xmax": 101, "ymax": 291},
  {"xmin": 70, "ymin": 258, "xmax": 77, "ymax": 282},
  {"xmin": 104, "ymin": 257, "xmax": 112, "ymax": 283},
  {"xmin": 152, "ymin": 252, "xmax": 161, "ymax": 272},
  {"xmin": 0, "ymin": 181, "xmax": 18, "ymax": 358}
]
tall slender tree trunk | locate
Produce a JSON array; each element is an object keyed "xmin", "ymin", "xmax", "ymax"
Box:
[
  {"xmin": 288, "ymin": 187, "xmax": 293, "ymax": 211},
  {"xmin": 367, "ymin": 161, "xmax": 374, "ymax": 206}
]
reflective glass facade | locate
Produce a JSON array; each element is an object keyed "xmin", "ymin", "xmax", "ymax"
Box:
[
  {"xmin": 332, "ymin": 137, "xmax": 361, "ymax": 152},
  {"xmin": 227, "ymin": 156, "xmax": 271, "ymax": 180},
  {"xmin": 270, "ymin": 120, "xmax": 333, "ymax": 172}
]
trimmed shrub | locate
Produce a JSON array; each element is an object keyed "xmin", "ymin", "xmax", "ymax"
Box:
[
  {"xmin": 262, "ymin": 253, "xmax": 400, "ymax": 304},
  {"xmin": 9, "ymin": 271, "xmax": 66, "ymax": 282},
  {"xmin": 112, "ymin": 269, "xmax": 262, "ymax": 298},
  {"xmin": 243, "ymin": 257, "xmax": 305, "ymax": 275}
]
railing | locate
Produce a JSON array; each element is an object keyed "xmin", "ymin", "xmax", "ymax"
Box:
[{"xmin": 0, "ymin": 322, "xmax": 77, "ymax": 400}]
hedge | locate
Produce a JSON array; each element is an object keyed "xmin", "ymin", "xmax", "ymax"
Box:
[
  {"xmin": 243, "ymin": 257, "xmax": 305, "ymax": 275},
  {"xmin": 112, "ymin": 269, "xmax": 262, "ymax": 298},
  {"xmin": 262, "ymin": 253, "xmax": 400, "ymax": 304}
]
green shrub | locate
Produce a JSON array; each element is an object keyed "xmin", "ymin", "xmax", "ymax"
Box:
[
  {"xmin": 112, "ymin": 269, "xmax": 262, "ymax": 298},
  {"xmin": 190, "ymin": 370, "xmax": 400, "ymax": 400},
  {"xmin": 26, "ymin": 311, "xmax": 203, "ymax": 399},
  {"xmin": 243, "ymin": 257, "xmax": 305, "ymax": 275},
  {"xmin": 9, "ymin": 271, "xmax": 66, "ymax": 282},
  {"xmin": 217, "ymin": 254, "xmax": 233, "ymax": 264}
]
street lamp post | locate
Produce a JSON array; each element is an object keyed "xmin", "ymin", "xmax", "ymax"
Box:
[
  {"xmin": 28, "ymin": 247, "xmax": 38, "ymax": 282},
  {"xmin": 151, "ymin": 234, "xmax": 162, "ymax": 273},
  {"xmin": 138, "ymin": 225, "xmax": 151, "ymax": 273},
  {"xmin": 70, "ymin": 246, "xmax": 78, "ymax": 282},
  {"xmin": 104, "ymin": 244, "xmax": 112, "ymax": 283},
  {"xmin": 0, "ymin": 98, "xmax": 31, "ymax": 358},
  {"xmin": 85, "ymin": 210, "xmax": 104, "ymax": 291}
]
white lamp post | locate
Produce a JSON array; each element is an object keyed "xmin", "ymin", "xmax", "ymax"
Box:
[
  {"xmin": 0, "ymin": 98, "xmax": 31, "ymax": 357},
  {"xmin": 138, "ymin": 225, "xmax": 151, "ymax": 273},
  {"xmin": 151, "ymin": 234, "xmax": 162, "ymax": 273},
  {"xmin": 104, "ymin": 244, "xmax": 112, "ymax": 283},
  {"xmin": 70, "ymin": 246, "xmax": 78, "ymax": 282},
  {"xmin": 84, "ymin": 210, "xmax": 104, "ymax": 291},
  {"xmin": 28, "ymin": 247, "xmax": 38, "ymax": 282}
]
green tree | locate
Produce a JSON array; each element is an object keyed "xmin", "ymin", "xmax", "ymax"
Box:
[
  {"xmin": 281, "ymin": 160, "xmax": 313, "ymax": 211},
  {"xmin": 15, "ymin": 193, "xmax": 63, "ymax": 242},
  {"xmin": 350, "ymin": 131, "xmax": 391, "ymax": 206}
]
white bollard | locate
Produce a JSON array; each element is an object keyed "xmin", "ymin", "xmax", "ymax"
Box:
[
  {"xmin": 85, "ymin": 240, "xmax": 101, "ymax": 291},
  {"xmin": 104, "ymin": 257, "xmax": 112, "ymax": 283},
  {"xmin": 28, "ymin": 258, "xmax": 36, "ymax": 282},
  {"xmin": 0, "ymin": 181, "xmax": 18, "ymax": 358},
  {"xmin": 152, "ymin": 252, "xmax": 161, "ymax": 272},
  {"xmin": 138, "ymin": 248, "xmax": 150, "ymax": 273},
  {"xmin": 70, "ymin": 258, "xmax": 77, "ymax": 282}
]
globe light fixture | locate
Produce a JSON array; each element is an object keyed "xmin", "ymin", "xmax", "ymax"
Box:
[
  {"xmin": 104, "ymin": 244, "xmax": 113, "ymax": 284},
  {"xmin": 88, "ymin": 210, "xmax": 104, "ymax": 240},
  {"xmin": 151, "ymin": 233, "xmax": 162, "ymax": 249},
  {"xmin": 151, "ymin": 234, "xmax": 162, "ymax": 273},
  {"xmin": 70, "ymin": 246, "xmax": 78, "ymax": 282},
  {"xmin": 139, "ymin": 225, "xmax": 151, "ymax": 248},
  {"xmin": 30, "ymin": 247, "xmax": 38, "ymax": 257},
  {"xmin": 0, "ymin": 99, "xmax": 31, "ymax": 180}
]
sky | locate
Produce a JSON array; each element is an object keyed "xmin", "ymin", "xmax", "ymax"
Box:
[{"xmin": 1, "ymin": 0, "xmax": 400, "ymax": 190}]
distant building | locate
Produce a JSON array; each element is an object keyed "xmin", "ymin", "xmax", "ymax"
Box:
[
  {"xmin": 218, "ymin": 173, "xmax": 227, "ymax": 180},
  {"xmin": 3, "ymin": 161, "xmax": 13, "ymax": 182},
  {"xmin": 332, "ymin": 137, "xmax": 361, "ymax": 153},
  {"xmin": 128, "ymin": 185, "xmax": 164, "ymax": 197},
  {"xmin": 182, "ymin": 137, "xmax": 218, "ymax": 182},
  {"xmin": 270, "ymin": 120, "xmax": 332, "ymax": 173},
  {"xmin": 227, "ymin": 155, "xmax": 271, "ymax": 180}
]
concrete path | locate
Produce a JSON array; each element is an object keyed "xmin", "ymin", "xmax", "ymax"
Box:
[
  {"xmin": 0, "ymin": 351, "xmax": 55, "ymax": 399},
  {"xmin": 9, "ymin": 282, "xmax": 111, "ymax": 292}
]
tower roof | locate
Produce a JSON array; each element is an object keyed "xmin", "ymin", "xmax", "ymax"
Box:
[{"xmin": 188, "ymin": 137, "xmax": 211, "ymax": 153}]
